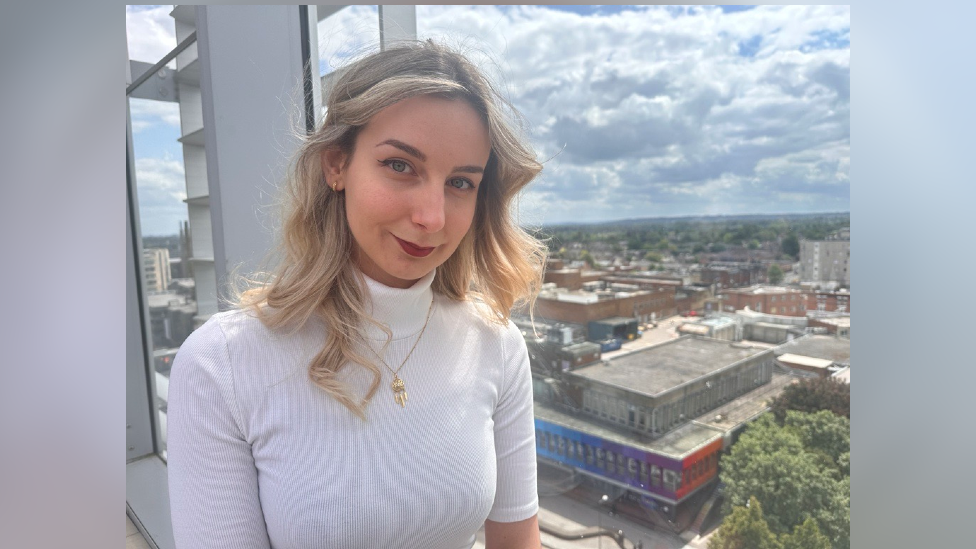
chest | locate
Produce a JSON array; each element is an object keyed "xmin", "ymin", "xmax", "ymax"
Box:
[{"xmin": 246, "ymin": 336, "xmax": 503, "ymax": 548}]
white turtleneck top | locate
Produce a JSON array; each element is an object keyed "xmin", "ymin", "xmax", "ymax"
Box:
[{"xmin": 166, "ymin": 270, "xmax": 538, "ymax": 549}]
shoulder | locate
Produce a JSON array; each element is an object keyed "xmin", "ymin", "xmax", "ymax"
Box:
[
  {"xmin": 434, "ymin": 295, "xmax": 527, "ymax": 356},
  {"xmin": 174, "ymin": 308, "xmax": 313, "ymax": 388},
  {"xmin": 178, "ymin": 308, "xmax": 271, "ymax": 356},
  {"xmin": 436, "ymin": 296, "xmax": 522, "ymax": 336}
]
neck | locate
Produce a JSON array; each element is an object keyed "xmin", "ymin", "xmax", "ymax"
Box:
[{"xmin": 360, "ymin": 269, "xmax": 436, "ymax": 340}]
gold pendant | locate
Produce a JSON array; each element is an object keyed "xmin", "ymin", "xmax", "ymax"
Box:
[{"xmin": 392, "ymin": 374, "xmax": 408, "ymax": 408}]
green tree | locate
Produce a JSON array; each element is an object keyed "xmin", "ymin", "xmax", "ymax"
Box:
[
  {"xmin": 710, "ymin": 497, "xmax": 781, "ymax": 549},
  {"xmin": 768, "ymin": 264, "xmax": 784, "ymax": 284},
  {"xmin": 784, "ymin": 410, "xmax": 850, "ymax": 472},
  {"xmin": 644, "ymin": 251, "xmax": 663, "ymax": 263},
  {"xmin": 579, "ymin": 250, "xmax": 596, "ymax": 269},
  {"xmin": 782, "ymin": 234, "xmax": 800, "ymax": 259},
  {"xmin": 720, "ymin": 415, "xmax": 850, "ymax": 548},
  {"xmin": 781, "ymin": 518, "xmax": 831, "ymax": 549},
  {"xmin": 770, "ymin": 377, "xmax": 850, "ymax": 423}
]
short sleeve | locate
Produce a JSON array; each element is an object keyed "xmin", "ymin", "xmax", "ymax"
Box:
[
  {"xmin": 167, "ymin": 317, "xmax": 272, "ymax": 549},
  {"xmin": 486, "ymin": 322, "xmax": 539, "ymax": 522}
]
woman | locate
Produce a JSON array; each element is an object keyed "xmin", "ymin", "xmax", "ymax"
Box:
[{"xmin": 167, "ymin": 41, "xmax": 547, "ymax": 549}]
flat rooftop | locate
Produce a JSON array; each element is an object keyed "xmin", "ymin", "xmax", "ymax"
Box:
[
  {"xmin": 699, "ymin": 317, "xmax": 736, "ymax": 328},
  {"xmin": 568, "ymin": 336, "xmax": 771, "ymax": 397},
  {"xmin": 592, "ymin": 316, "xmax": 637, "ymax": 326},
  {"xmin": 813, "ymin": 316, "xmax": 851, "ymax": 329},
  {"xmin": 534, "ymin": 402, "xmax": 724, "ymax": 461},
  {"xmin": 694, "ymin": 370, "xmax": 796, "ymax": 431},
  {"xmin": 725, "ymin": 285, "xmax": 804, "ymax": 295},
  {"xmin": 534, "ymin": 370, "xmax": 797, "ymax": 457},
  {"xmin": 774, "ymin": 335, "xmax": 850, "ymax": 364},
  {"xmin": 777, "ymin": 353, "xmax": 834, "ymax": 370}
]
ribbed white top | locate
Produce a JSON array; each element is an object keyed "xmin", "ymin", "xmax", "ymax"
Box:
[{"xmin": 167, "ymin": 270, "xmax": 538, "ymax": 548}]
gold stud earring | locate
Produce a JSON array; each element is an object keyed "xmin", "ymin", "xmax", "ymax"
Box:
[{"xmin": 331, "ymin": 180, "xmax": 338, "ymax": 192}]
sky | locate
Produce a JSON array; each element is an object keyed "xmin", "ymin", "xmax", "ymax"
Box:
[{"xmin": 126, "ymin": 5, "xmax": 849, "ymax": 235}]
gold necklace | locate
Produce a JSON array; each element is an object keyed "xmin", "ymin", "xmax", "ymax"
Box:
[{"xmin": 366, "ymin": 295, "xmax": 435, "ymax": 408}]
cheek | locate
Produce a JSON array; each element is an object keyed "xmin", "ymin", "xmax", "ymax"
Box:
[{"xmin": 449, "ymin": 202, "xmax": 477, "ymax": 238}]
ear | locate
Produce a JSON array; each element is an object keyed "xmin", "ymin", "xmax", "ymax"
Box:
[{"xmin": 320, "ymin": 148, "xmax": 348, "ymax": 190}]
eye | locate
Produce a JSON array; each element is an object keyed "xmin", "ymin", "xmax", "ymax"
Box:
[
  {"xmin": 380, "ymin": 158, "xmax": 413, "ymax": 174},
  {"xmin": 448, "ymin": 177, "xmax": 474, "ymax": 190}
]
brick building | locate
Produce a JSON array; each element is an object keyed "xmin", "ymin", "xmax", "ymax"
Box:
[
  {"xmin": 700, "ymin": 262, "xmax": 766, "ymax": 289},
  {"xmin": 534, "ymin": 288, "xmax": 676, "ymax": 335},
  {"xmin": 808, "ymin": 315, "xmax": 850, "ymax": 339},
  {"xmin": 807, "ymin": 289, "xmax": 851, "ymax": 313},
  {"xmin": 720, "ymin": 285, "xmax": 808, "ymax": 316},
  {"xmin": 543, "ymin": 268, "xmax": 606, "ymax": 291}
]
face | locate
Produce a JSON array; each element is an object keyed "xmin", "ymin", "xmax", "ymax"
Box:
[{"xmin": 323, "ymin": 95, "xmax": 491, "ymax": 289}]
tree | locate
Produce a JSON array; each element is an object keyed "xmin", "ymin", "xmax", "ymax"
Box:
[
  {"xmin": 709, "ymin": 497, "xmax": 781, "ymax": 549},
  {"xmin": 770, "ymin": 377, "xmax": 850, "ymax": 423},
  {"xmin": 644, "ymin": 251, "xmax": 663, "ymax": 263},
  {"xmin": 768, "ymin": 264, "xmax": 784, "ymax": 284},
  {"xmin": 719, "ymin": 415, "xmax": 850, "ymax": 548},
  {"xmin": 781, "ymin": 518, "xmax": 832, "ymax": 549},
  {"xmin": 782, "ymin": 234, "xmax": 800, "ymax": 259},
  {"xmin": 784, "ymin": 410, "xmax": 850, "ymax": 472},
  {"xmin": 579, "ymin": 250, "xmax": 596, "ymax": 269}
]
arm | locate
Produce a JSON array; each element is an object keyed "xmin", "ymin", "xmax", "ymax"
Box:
[
  {"xmin": 485, "ymin": 515, "xmax": 541, "ymax": 549},
  {"xmin": 166, "ymin": 320, "xmax": 272, "ymax": 549},
  {"xmin": 485, "ymin": 323, "xmax": 541, "ymax": 548}
]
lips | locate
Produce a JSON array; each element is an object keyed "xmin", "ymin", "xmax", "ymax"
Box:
[{"xmin": 394, "ymin": 236, "xmax": 435, "ymax": 258}]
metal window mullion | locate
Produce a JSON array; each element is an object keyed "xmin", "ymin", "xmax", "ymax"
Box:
[
  {"xmin": 126, "ymin": 96, "xmax": 158, "ymax": 461},
  {"xmin": 196, "ymin": 5, "xmax": 315, "ymax": 309}
]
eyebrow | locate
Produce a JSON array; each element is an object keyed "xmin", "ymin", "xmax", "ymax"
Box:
[{"xmin": 376, "ymin": 139, "xmax": 485, "ymax": 174}]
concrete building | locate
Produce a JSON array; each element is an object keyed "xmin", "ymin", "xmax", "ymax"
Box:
[
  {"xmin": 532, "ymin": 336, "xmax": 795, "ymax": 521},
  {"xmin": 772, "ymin": 334, "xmax": 850, "ymax": 378},
  {"xmin": 734, "ymin": 308, "xmax": 808, "ymax": 344},
  {"xmin": 677, "ymin": 316, "xmax": 742, "ymax": 341},
  {"xmin": 799, "ymin": 230, "xmax": 850, "ymax": 286},
  {"xmin": 146, "ymin": 292, "xmax": 197, "ymax": 350},
  {"xmin": 142, "ymin": 248, "xmax": 171, "ymax": 293}
]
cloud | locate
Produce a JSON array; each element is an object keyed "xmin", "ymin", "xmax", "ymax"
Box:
[
  {"xmin": 414, "ymin": 4, "xmax": 849, "ymax": 223},
  {"xmin": 134, "ymin": 156, "xmax": 187, "ymax": 236},
  {"xmin": 126, "ymin": 5, "xmax": 177, "ymax": 66},
  {"xmin": 317, "ymin": 5, "xmax": 380, "ymax": 74},
  {"xmin": 129, "ymin": 99, "xmax": 181, "ymax": 133},
  {"xmin": 125, "ymin": 5, "xmax": 849, "ymax": 227}
]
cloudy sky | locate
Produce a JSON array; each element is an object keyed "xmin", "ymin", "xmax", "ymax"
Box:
[{"xmin": 127, "ymin": 4, "xmax": 849, "ymax": 235}]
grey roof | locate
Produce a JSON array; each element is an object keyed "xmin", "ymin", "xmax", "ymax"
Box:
[
  {"xmin": 533, "ymin": 402, "xmax": 724, "ymax": 460},
  {"xmin": 591, "ymin": 316, "xmax": 638, "ymax": 326},
  {"xmin": 773, "ymin": 335, "xmax": 850, "ymax": 364},
  {"xmin": 568, "ymin": 336, "xmax": 772, "ymax": 397}
]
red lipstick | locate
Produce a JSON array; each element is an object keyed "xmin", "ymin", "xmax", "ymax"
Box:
[{"xmin": 395, "ymin": 236, "xmax": 435, "ymax": 258}]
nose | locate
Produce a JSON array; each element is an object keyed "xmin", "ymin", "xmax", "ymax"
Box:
[{"xmin": 411, "ymin": 182, "xmax": 446, "ymax": 233}]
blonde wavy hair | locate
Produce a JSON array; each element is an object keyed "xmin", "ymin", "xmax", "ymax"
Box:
[{"xmin": 240, "ymin": 40, "xmax": 547, "ymax": 419}]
